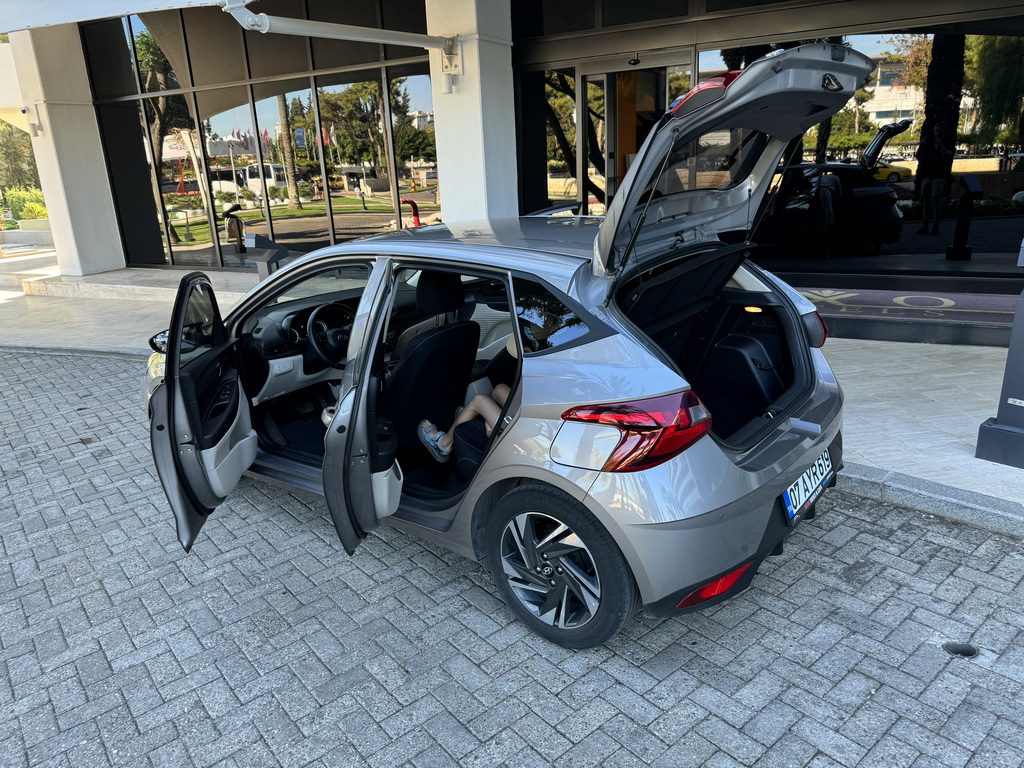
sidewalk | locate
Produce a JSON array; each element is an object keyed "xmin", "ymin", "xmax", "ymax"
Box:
[{"xmin": 2, "ymin": 253, "xmax": 1021, "ymax": 537}]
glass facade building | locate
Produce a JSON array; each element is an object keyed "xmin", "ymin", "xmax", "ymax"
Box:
[{"xmin": 81, "ymin": 1, "xmax": 436, "ymax": 270}]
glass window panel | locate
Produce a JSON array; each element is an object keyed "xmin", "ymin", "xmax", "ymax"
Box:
[
  {"xmin": 602, "ymin": 0, "xmax": 686, "ymax": 27},
  {"xmin": 544, "ymin": 70, "xmax": 578, "ymax": 206},
  {"xmin": 307, "ymin": 0, "xmax": 380, "ymax": 70},
  {"xmin": 581, "ymin": 75, "xmax": 606, "ymax": 214},
  {"xmin": 388, "ymin": 66, "xmax": 438, "ymax": 227},
  {"xmin": 611, "ymin": 68, "xmax": 664, "ymax": 194},
  {"xmin": 178, "ymin": 282, "xmax": 221, "ymax": 364},
  {"xmin": 96, "ymin": 102, "xmax": 169, "ymax": 265},
  {"xmin": 316, "ymin": 72, "xmax": 396, "ymax": 243},
  {"xmin": 244, "ymin": 0, "xmax": 310, "ymax": 78},
  {"xmin": 667, "ymin": 65, "xmax": 692, "ymax": 105},
  {"xmin": 253, "ymin": 80, "xmax": 332, "ymax": 255},
  {"xmin": 182, "ymin": 6, "xmax": 246, "ymax": 86},
  {"xmin": 645, "ymin": 128, "xmax": 771, "ymax": 197},
  {"xmin": 145, "ymin": 94, "xmax": 216, "ymax": 268},
  {"xmin": 512, "ymin": 277, "xmax": 589, "ymax": 353},
  {"xmin": 197, "ymin": 86, "xmax": 278, "ymax": 269},
  {"xmin": 82, "ymin": 19, "xmax": 137, "ymax": 99},
  {"xmin": 132, "ymin": 11, "xmax": 189, "ymax": 92}
]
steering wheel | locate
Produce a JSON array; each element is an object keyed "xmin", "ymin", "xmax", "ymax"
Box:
[{"xmin": 306, "ymin": 303, "xmax": 354, "ymax": 369}]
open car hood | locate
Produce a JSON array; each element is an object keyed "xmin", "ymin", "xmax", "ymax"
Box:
[
  {"xmin": 860, "ymin": 118, "xmax": 913, "ymax": 170},
  {"xmin": 594, "ymin": 44, "xmax": 874, "ymax": 277}
]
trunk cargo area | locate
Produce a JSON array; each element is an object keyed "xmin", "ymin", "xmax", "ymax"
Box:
[{"xmin": 615, "ymin": 246, "xmax": 808, "ymax": 444}]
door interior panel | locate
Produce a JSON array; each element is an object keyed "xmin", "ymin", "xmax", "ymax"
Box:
[{"xmin": 180, "ymin": 341, "xmax": 243, "ymax": 450}]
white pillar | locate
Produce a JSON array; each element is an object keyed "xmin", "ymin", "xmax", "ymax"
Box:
[
  {"xmin": 10, "ymin": 25, "xmax": 125, "ymax": 276},
  {"xmin": 425, "ymin": 0, "xmax": 518, "ymax": 222}
]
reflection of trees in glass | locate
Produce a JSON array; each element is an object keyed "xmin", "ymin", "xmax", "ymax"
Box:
[
  {"xmin": 667, "ymin": 71, "xmax": 692, "ymax": 103},
  {"xmin": 138, "ymin": 36, "xmax": 195, "ymax": 243},
  {"xmin": 277, "ymin": 94, "xmax": 302, "ymax": 209},
  {"xmin": 884, "ymin": 33, "xmax": 965, "ymax": 170},
  {"xmin": 514, "ymin": 280, "xmax": 586, "ymax": 352},
  {"xmin": 965, "ymin": 36, "xmax": 1024, "ymax": 145},
  {"xmin": 391, "ymin": 83, "xmax": 436, "ymax": 165},
  {"xmin": 315, "ymin": 78, "xmax": 435, "ymax": 184},
  {"xmin": 0, "ymin": 122, "xmax": 39, "ymax": 189},
  {"xmin": 544, "ymin": 71, "xmax": 606, "ymax": 204},
  {"xmin": 920, "ymin": 34, "xmax": 965, "ymax": 177},
  {"xmin": 319, "ymin": 81, "xmax": 388, "ymax": 174},
  {"xmin": 136, "ymin": 31, "xmax": 190, "ymax": 174}
]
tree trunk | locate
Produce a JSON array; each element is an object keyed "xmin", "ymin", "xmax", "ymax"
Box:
[
  {"xmin": 919, "ymin": 33, "xmax": 965, "ymax": 181},
  {"xmin": 815, "ymin": 117, "xmax": 832, "ymax": 164},
  {"xmin": 812, "ymin": 37, "xmax": 845, "ymax": 164},
  {"xmin": 277, "ymin": 94, "xmax": 302, "ymax": 210}
]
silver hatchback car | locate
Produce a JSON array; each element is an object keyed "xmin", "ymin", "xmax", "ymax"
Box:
[{"xmin": 148, "ymin": 44, "xmax": 871, "ymax": 648}]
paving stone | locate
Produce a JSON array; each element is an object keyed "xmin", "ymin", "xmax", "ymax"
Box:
[{"xmin": 2, "ymin": 351, "xmax": 1024, "ymax": 767}]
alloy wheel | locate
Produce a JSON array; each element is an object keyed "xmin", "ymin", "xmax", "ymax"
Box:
[{"xmin": 499, "ymin": 511, "xmax": 601, "ymax": 629}]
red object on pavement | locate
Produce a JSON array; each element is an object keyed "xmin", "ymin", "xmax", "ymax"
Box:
[{"xmin": 400, "ymin": 199, "xmax": 421, "ymax": 227}]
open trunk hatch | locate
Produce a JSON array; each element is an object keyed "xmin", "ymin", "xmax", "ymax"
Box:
[{"xmin": 594, "ymin": 43, "xmax": 874, "ymax": 278}]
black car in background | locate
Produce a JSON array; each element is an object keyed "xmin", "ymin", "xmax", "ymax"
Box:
[{"xmin": 754, "ymin": 120, "xmax": 913, "ymax": 257}]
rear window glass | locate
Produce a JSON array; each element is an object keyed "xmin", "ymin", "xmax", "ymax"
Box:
[
  {"xmin": 512, "ymin": 278, "xmax": 589, "ymax": 353},
  {"xmin": 643, "ymin": 127, "xmax": 770, "ymax": 199}
]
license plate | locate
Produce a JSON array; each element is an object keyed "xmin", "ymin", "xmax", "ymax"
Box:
[{"xmin": 782, "ymin": 449, "xmax": 833, "ymax": 524}]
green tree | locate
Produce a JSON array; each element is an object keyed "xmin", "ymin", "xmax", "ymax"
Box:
[
  {"xmin": 964, "ymin": 35, "xmax": 1024, "ymax": 145},
  {"xmin": 318, "ymin": 81, "xmax": 389, "ymax": 173},
  {"xmin": 543, "ymin": 71, "xmax": 606, "ymax": 203},
  {"xmin": 884, "ymin": 33, "xmax": 965, "ymax": 175},
  {"xmin": 277, "ymin": 94, "xmax": 302, "ymax": 210},
  {"xmin": 920, "ymin": 34, "xmax": 965, "ymax": 180},
  {"xmin": 826, "ymin": 108, "xmax": 877, "ymax": 152},
  {"xmin": 852, "ymin": 76, "xmax": 875, "ymax": 135},
  {"xmin": 135, "ymin": 31, "xmax": 190, "ymax": 173},
  {"xmin": 0, "ymin": 122, "xmax": 39, "ymax": 189},
  {"xmin": 885, "ymin": 34, "xmax": 931, "ymax": 89}
]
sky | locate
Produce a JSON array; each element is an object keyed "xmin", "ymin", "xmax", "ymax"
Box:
[{"xmin": 700, "ymin": 34, "xmax": 892, "ymax": 73}]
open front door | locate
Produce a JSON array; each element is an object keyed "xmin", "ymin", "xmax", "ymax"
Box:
[{"xmin": 150, "ymin": 272, "xmax": 257, "ymax": 551}]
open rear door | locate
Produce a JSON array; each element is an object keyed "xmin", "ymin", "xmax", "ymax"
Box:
[
  {"xmin": 150, "ymin": 273, "xmax": 257, "ymax": 551},
  {"xmin": 321, "ymin": 258, "xmax": 403, "ymax": 554}
]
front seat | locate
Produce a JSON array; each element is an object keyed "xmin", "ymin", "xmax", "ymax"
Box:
[{"xmin": 387, "ymin": 270, "xmax": 480, "ymax": 450}]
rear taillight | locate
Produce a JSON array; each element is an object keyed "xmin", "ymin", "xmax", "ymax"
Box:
[
  {"xmin": 676, "ymin": 561, "xmax": 753, "ymax": 609},
  {"xmin": 561, "ymin": 391, "xmax": 711, "ymax": 473},
  {"xmin": 803, "ymin": 311, "xmax": 828, "ymax": 348}
]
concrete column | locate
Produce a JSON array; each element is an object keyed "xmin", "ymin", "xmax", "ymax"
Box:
[
  {"xmin": 425, "ymin": 0, "xmax": 518, "ymax": 222},
  {"xmin": 10, "ymin": 25, "xmax": 125, "ymax": 275}
]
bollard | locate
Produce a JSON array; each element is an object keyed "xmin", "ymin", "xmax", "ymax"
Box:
[
  {"xmin": 945, "ymin": 174, "xmax": 982, "ymax": 261},
  {"xmin": 223, "ymin": 203, "xmax": 246, "ymax": 254},
  {"xmin": 400, "ymin": 199, "xmax": 421, "ymax": 227},
  {"xmin": 976, "ymin": 237, "xmax": 1024, "ymax": 468}
]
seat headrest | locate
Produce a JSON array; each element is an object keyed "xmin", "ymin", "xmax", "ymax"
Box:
[{"xmin": 417, "ymin": 270, "xmax": 464, "ymax": 315}]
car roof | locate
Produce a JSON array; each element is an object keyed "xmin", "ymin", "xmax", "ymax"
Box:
[
  {"xmin": 362, "ymin": 216, "xmax": 601, "ymax": 261},
  {"xmin": 278, "ymin": 217, "xmax": 601, "ymax": 294}
]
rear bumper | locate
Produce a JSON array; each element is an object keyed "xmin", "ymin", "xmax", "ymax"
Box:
[{"xmin": 641, "ymin": 429, "xmax": 843, "ymax": 619}]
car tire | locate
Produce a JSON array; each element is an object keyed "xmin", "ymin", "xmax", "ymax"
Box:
[
  {"xmin": 887, "ymin": 172, "xmax": 900, "ymax": 183},
  {"xmin": 485, "ymin": 484, "xmax": 638, "ymax": 649}
]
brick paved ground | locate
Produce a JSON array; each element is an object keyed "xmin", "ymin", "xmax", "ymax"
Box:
[{"xmin": 2, "ymin": 350, "xmax": 1022, "ymax": 767}]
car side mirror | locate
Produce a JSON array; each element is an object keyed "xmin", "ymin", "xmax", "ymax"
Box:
[{"xmin": 149, "ymin": 330, "xmax": 168, "ymax": 354}]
